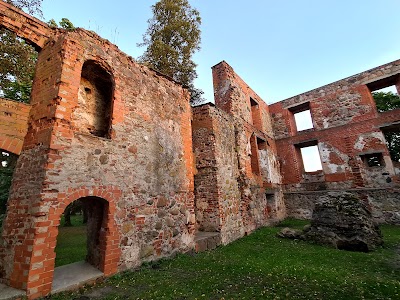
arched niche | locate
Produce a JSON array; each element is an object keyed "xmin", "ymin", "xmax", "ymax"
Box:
[{"xmin": 73, "ymin": 60, "xmax": 114, "ymax": 138}]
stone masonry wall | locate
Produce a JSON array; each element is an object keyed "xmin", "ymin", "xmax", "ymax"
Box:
[
  {"xmin": 2, "ymin": 2, "xmax": 400, "ymax": 298},
  {"xmin": 0, "ymin": 26, "xmax": 194, "ymax": 298},
  {"xmin": 285, "ymin": 189, "xmax": 400, "ymax": 224},
  {"xmin": 212, "ymin": 62, "xmax": 285, "ymax": 224},
  {"xmin": 269, "ymin": 59, "xmax": 400, "ymax": 223},
  {"xmin": 192, "ymin": 62, "xmax": 285, "ymax": 246}
]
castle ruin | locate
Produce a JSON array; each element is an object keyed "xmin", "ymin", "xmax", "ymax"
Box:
[{"xmin": 0, "ymin": 2, "xmax": 399, "ymax": 298}]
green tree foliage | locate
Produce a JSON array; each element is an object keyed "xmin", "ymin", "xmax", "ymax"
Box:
[
  {"xmin": 373, "ymin": 91, "xmax": 400, "ymax": 162},
  {"xmin": 0, "ymin": 151, "xmax": 18, "ymax": 226},
  {"xmin": 0, "ymin": 28, "xmax": 37, "ymax": 103},
  {"xmin": 138, "ymin": 0, "xmax": 204, "ymax": 105},
  {"xmin": 373, "ymin": 91, "xmax": 400, "ymax": 112},
  {"xmin": 5, "ymin": 0, "xmax": 43, "ymax": 16},
  {"xmin": 0, "ymin": 0, "xmax": 43, "ymax": 103}
]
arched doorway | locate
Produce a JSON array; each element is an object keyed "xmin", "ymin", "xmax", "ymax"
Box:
[{"xmin": 52, "ymin": 196, "xmax": 110, "ymax": 293}]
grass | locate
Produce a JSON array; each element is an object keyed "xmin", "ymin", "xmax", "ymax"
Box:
[
  {"xmin": 55, "ymin": 214, "xmax": 87, "ymax": 267},
  {"xmin": 48, "ymin": 219, "xmax": 400, "ymax": 299}
]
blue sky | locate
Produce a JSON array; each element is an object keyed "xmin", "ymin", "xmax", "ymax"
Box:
[{"xmin": 40, "ymin": 0, "xmax": 400, "ymax": 104}]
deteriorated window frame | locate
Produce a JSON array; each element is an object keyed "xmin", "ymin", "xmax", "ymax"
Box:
[
  {"xmin": 75, "ymin": 60, "xmax": 115, "ymax": 139},
  {"xmin": 249, "ymin": 135, "xmax": 268, "ymax": 176},
  {"xmin": 250, "ymin": 97, "xmax": 262, "ymax": 130},
  {"xmin": 367, "ymin": 74, "xmax": 400, "ymax": 113},
  {"xmin": 295, "ymin": 140, "xmax": 323, "ymax": 173},
  {"xmin": 380, "ymin": 124, "xmax": 400, "ymax": 163},
  {"xmin": 288, "ymin": 102, "xmax": 314, "ymax": 132},
  {"xmin": 360, "ymin": 152, "xmax": 385, "ymax": 168}
]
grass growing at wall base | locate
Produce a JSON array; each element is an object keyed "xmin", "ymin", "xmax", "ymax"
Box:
[
  {"xmin": 50, "ymin": 219, "xmax": 400, "ymax": 299},
  {"xmin": 55, "ymin": 214, "xmax": 87, "ymax": 267}
]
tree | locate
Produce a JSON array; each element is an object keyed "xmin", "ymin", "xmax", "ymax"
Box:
[
  {"xmin": 0, "ymin": 28, "xmax": 37, "ymax": 103},
  {"xmin": 0, "ymin": 0, "xmax": 43, "ymax": 103},
  {"xmin": 138, "ymin": 0, "xmax": 204, "ymax": 105},
  {"xmin": 5, "ymin": 0, "xmax": 43, "ymax": 16},
  {"xmin": 0, "ymin": 150, "xmax": 18, "ymax": 226},
  {"xmin": 373, "ymin": 91, "xmax": 400, "ymax": 113},
  {"xmin": 373, "ymin": 91, "xmax": 400, "ymax": 162}
]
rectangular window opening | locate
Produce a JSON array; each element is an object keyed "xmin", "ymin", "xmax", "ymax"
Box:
[
  {"xmin": 360, "ymin": 153, "xmax": 385, "ymax": 168},
  {"xmin": 368, "ymin": 74, "xmax": 400, "ymax": 113},
  {"xmin": 257, "ymin": 137, "xmax": 266, "ymax": 150},
  {"xmin": 250, "ymin": 97, "xmax": 262, "ymax": 130},
  {"xmin": 298, "ymin": 143, "xmax": 323, "ymax": 172},
  {"xmin": 381, "ymin": 125, "xmax": 400, "ymax": 162},
  {"xmin": 289, "ymin": 102, "xmax": 313, "ymax": 131}
]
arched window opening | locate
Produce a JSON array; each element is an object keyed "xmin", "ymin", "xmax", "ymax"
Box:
[
  {"xmin": 0, "ymin": 149, "xmax": 18, "ymax": 227},
  {"xmin": 74, "ymin": 60, "xmax": 113, "ymax": 138},
  {"xmin": 0, "ymin": 28, "xmax": 38, "ymax": 104}
]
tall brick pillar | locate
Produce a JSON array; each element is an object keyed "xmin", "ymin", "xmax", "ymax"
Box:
[{"xmin": 0, "ymin": 32, "xmax": 89, "ymax": 298}]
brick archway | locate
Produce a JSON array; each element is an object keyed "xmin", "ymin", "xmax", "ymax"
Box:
[
  {"xmin": 51, "ymin": 186, "xmax": 121, "ymax": 276},
  {"xmin": 0, "ymin": 1, "xmax": 50, "ymax": 51},
  {"xmin": 0, "ymin": 99, "xmax": 31, "ymax": 155},
  {"xmin": 6, "ymin": 186, "xmax": 122, "ymax": 299},
  {"xmin": 0, "ymin": 136, "xmax": 24, "ymax": 155}
]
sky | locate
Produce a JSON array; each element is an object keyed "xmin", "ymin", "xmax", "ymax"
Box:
[{"xmin": 39, "ymin": 0, "xmax": 400, "ymax": 105}]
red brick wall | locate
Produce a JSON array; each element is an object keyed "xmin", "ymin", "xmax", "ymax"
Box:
[
  {"xmin": 0, "ymin": 1, "xmax": 50, "ymax": 50},
  {"xmin": 269, "ymin": 59, "xmax": 400, "ymax": 222},
  {"xmin": 0, "ymin": 98, "xmax": 30, "ymax": 154},
  {"xmin": 270, "ymin": 59, "xmax": 400, "ymax": 190}
]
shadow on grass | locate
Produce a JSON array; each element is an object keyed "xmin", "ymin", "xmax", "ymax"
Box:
[{"xmin": 49, "ymin": 219, "xmax": 400, "ymax": 300}]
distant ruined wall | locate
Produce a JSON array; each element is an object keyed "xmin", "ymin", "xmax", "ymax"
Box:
[
  {"xmin": 269, "ymin": 59, "xmax": 400, "ymax": 223},
  {"xmin": 285, "ymin": 190, "xmax": 400, "ymax": 224},
  {"xmin": 192, "ymin": 62, "xmax": 285, "ymax": 245}
]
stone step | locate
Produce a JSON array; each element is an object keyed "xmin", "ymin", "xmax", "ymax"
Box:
[
  {"xmin": 194, "ymin": 231, "xmax": 221, "ymax": 252},
  {"xmin": 0, "ymin": 283, "xmax": 24, "ymax": 300},
  {"xmin": 51, "ymin": 261, "xmax": 103, "ymax": 294}
]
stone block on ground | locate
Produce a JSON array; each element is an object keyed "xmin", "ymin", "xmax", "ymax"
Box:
[{"xmin": 304, "ymin": 192, "xmax": 383, "ymax": 252}]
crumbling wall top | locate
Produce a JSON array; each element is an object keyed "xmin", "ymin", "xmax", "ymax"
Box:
[{"xmin": 0, "ymin": 1, "xmax": 51, "ymax": 50}]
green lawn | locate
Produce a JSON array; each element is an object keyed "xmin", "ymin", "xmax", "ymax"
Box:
[
  {"xmin": 55, "ymin": 214, "xmax": 87, "ymax": 267},
  {"xmin": 49, "ymin": 219, "xmax": 400, "ymax": 299}
]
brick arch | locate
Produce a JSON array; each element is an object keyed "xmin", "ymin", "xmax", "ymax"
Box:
[
  {"xmin": 0, "ymin": 1, "xmax": 51, "ymax": 51},
  {"xmin": 14, "ymin": 186, "xmax": 123, "ymax": 298},
  {"xmin": 0, "ymin": 136, "xmax": 23, "ymax": 155},
  {"xmin": 0, "ymin": 99, "xmax": 31, "ymax": 155},
  {"xmin": 51, "ymin": 186, "xmax": 122, "ymax": 275}
]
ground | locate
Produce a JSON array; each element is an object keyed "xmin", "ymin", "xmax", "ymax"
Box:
[{"xmin": 49, "ymin": 219, "xmax": 400, "ymax": 300}]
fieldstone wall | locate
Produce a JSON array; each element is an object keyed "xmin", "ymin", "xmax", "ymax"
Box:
[
  {"xmin": 0, "ymin": 25, "xmax": 194, "ymax": 299},
  {"xmin": 192, "ymin": 104, "xmax": 284, "ymax": 245},
  {"xmin": 191, "ymin": 62, "xmax": 285, "ymax": 246},
  {"xmin": 284, "ymin": 189, "xmax": 400, "ymax": 225}
]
